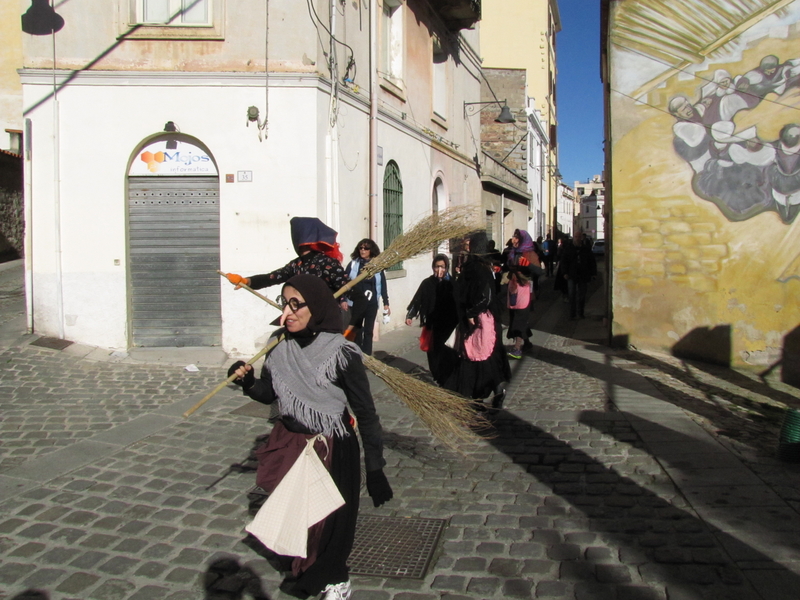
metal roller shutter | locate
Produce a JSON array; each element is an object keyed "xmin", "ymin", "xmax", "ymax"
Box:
[{"xmin": 128, "ymin": 176, "xmax": 221, "ymax": 347}]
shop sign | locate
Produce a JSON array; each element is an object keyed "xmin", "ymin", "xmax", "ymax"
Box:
[{"xmin": 129, "ymin": 140, "xmax": 218, "ymax": 176}]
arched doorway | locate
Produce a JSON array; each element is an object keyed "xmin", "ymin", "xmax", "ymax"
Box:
[{"xmin": 126, "ymin": 135, "xmax": 221, "ymax": 347}]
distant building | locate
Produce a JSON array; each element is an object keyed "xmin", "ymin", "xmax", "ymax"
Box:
[
  {"xmin": 556, "ymin": 182, "xmax": 576, "ymax": 237},
  {"xmin": 574, "ymin": 175, "xmax": 605, "ymax": 240},
  {"xmin": 481, "ymin": 0, "xmax": 561, "ymax": 237}
]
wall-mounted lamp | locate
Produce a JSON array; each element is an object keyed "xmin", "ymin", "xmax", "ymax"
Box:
[
  {"xmin": 463, "ymin": 99, "xmax": 516, "ymax": 124},
  {"xmin": 164, "ymin": 121, "xmax": 178, "ymax": 150},
  {"xmin": 21, "ymin": 0, "xmax": 64, "ymax": 35}
]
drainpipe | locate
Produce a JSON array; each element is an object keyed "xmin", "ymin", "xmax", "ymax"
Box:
[
  {"xmin": 24, "ymin": 118, "xmax": 33, "ymax": 333},
  {"xmin": 369, "ymin": 0, "xmax": 378, "ymax": 240},
  {"xmin": 53, "ymin": 99, "xmax": 64, "ymax": 340},
  {"xmin": 500, "ymin": 193, "xmax": 505, "ymax": 246},
  {"xmin": 52, "ymin": 35, "xmax": 65, "ymax": 340}
]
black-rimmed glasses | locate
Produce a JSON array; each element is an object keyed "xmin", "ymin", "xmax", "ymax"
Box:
[
  {"xmin": 276, "ymin": 295, "xmax": 308, "ymax": 312},
  {"xmin": 359, "ymin": 245, "xmax": 371, "ymax": 251}
]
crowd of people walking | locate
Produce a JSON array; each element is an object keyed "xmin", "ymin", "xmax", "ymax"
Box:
[
  {"xmin": 223, "ymin": 216, "xmax": 597, "ymax": 600},
  {"xmin": 403, "ymin": 227, "xmax": 597, "ymax": 412}
]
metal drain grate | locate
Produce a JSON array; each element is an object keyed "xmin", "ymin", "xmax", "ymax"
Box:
[
  {"xmin": 349, "ymin": 515, "xmax": 446, "ymax": 579},
  {"xmin": 30, "ymin": 337, "xmax": 73, "ymax": 350}
]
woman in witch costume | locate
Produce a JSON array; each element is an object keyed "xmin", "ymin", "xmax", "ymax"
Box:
[
  {"xmin": 225, "ymin": 217, "xmax": 350, "ymax": 310},
  {"xmin": 503, "ymin": 229, "xmax": 541, "ymax": 360},
  {"xmin": 443, "ymin": 231, "xmax": 511, "ymax": 411},
  {"xmin": 228, "ymin": 275, "xmax": 392, "ymax": 600},
  {"xmin": 404, "ymin": 253, "xmax": 458, "ymax": 385}
]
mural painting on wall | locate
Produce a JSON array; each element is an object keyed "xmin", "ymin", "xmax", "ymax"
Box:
[
  {"xmin": 669, "ymin": 56, "xmax": 800, "ymax": 224},
  {"xmin": 612, "ymin": 0, "xmax": 800, "ymax": 226}
]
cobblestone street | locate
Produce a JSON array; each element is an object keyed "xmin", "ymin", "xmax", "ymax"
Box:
[{"xmin": 1, "ymin": 259, "xmax": 800, "ymax": 600}]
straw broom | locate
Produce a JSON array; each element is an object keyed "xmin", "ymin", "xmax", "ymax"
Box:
[
  {"xmin": 185, "ymin": 207, "xmax": 491, "ymax": 449},
  {"xmin": 213, "ymin": 271, "xmax": 493, "ymax": 449}
]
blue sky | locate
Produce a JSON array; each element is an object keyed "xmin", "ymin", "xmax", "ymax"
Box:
[{"xmin": 555, "ymin": 0, "xmax": 605, "ymax": 187}]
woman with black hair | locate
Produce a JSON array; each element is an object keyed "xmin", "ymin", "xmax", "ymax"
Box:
[
  {"xmin": 228, "ymin": 275, "xmax": 392, "ymax": 600},
  {"xmin": 405, "ymin": 253, "xmax": 459, "ymax": 385},
  {"xmin": 343, "ymin": 239, "xmax": 390, "ymax": 355},
  {"xmin": 444, "ymin": 231, "xmax": 511, "ymax": 410}
]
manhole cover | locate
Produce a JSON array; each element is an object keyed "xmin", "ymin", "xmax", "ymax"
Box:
[
  {"xmin": 349, "ymin": 515, "xmax": 446, "ymax": 579},
  {"xmin": 30, "ymin": 337, "xmax": 73, "ymax": 350}
]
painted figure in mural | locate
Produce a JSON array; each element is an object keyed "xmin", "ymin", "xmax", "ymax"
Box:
[
  {"xmin": 769, "ymin": 123, "xmax": 800, "ymax": 223},
  {"xmin": 740, "ymin": 55, "xmax": 800, "ymax": 99},
  {"xmin": 669, "ymin": 54, "xmax": 800, "ymax": 224},
  {"xmin": 698, "ymin": 69, "xmax": 740, "ymax": 124},
  {"xmin": 669, "ymin": 95, "xmax": 712, "ymax": 173},
  {"xmin": 696, "ymin": 124, "xmax": 774, "ymax": 216}
]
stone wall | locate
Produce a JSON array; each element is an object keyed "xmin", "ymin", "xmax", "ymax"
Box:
[{"xmin": 481, "ymin": 68, "xmax": 528, "ymax": 180}]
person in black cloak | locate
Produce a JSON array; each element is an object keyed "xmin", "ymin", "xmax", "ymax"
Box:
[
  {"xmin": 228, "ymin": 275, "xmax": 392, "ymax": 600},
  {"xmin": 404, "ymin": 253, "xmax": 459, "ymax": 385},
  {"xmin": 443, "ymin": 231, "xmax": 511, "ymax": 410},
  {"xmin": 226, "ymin": 217, "xmax": 350, "ymax": 310}
]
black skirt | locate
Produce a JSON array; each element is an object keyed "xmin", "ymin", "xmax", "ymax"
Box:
[
  {"xmin": 443, "ymin": 314, "xmax": 511, "ymax": 400},
  {"xmin": 274, "ymin": 420, "xmax": 361, "ymax": 599},
  {"xmin": 506, "ymin": 307, "xmax": 532, "ymax": 340}
]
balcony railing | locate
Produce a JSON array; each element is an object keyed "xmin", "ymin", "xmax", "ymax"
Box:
[{"xmin": 430, "ymin": 0, "xmax": 481, "ymax": 31}]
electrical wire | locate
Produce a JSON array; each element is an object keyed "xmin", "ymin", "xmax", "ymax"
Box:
[
  {"xmin": 306, "ymin": 0, "xmax": 356, "ymax": 72},
  {"xmin": 610, "ymin": 85, "xmax": 797, "ymax": 152}
]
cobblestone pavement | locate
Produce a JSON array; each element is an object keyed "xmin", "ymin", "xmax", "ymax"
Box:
[{"xmin": 1, "ymin": 260, "xmax": 800, "ymax": 600}]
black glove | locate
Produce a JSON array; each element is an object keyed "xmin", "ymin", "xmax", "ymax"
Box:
[
  {"xmin": 366, "ymin": 470, "xmax": 393, "ymax": 507},
  {"xmin": 227, "ymin": 361, "xmax": 255, "ymax": 389}
]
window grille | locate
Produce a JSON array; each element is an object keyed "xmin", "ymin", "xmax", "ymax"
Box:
[{"xmin": 383, "ymin": 161, "xmax": 403, "ymax": 271}]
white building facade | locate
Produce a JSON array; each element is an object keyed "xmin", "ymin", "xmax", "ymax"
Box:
[
  {"xmin": 19, "ymin": 0, "xmax": 483, "ymax": 354},
  {"xmin": 526, "ymin": 98, "xmax": 549, "ymax": 240},
  {"xmin": 556, "ymin": 181, "xmax": 575, "ymax": 237},
  {"xmin": 574, "ymin": 175, "xmax": 605, "ymax": 241}
]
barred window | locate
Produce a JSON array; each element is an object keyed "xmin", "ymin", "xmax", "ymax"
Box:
[{"xmin": 383, "ymin": 161, "xmax": 403, "ymax": 271}]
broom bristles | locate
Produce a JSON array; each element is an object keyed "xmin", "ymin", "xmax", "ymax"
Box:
[
  {"xmin": 199, "ymin": 206, "xmax": 490, "ymax": 448},
  {"xmin": 334, "ymin": 205, "xmax": 482, "ymax": 298},
  {"xmin": 363, "ymin": 354, "xmax": 493, "ymax": 452}
]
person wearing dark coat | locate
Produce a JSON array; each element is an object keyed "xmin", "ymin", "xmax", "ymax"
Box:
[
  {"xmin": 228, "ymin": 275, "xmax": 392, "ymax": 600},
  {"xmin": 443, "ymin": 231, "xmax": 511, "ymax": 410},
  {"xmin": 405, "ymin": 254, "xmax": 459, "ymax": 385},
  {"xmin": 559, "ymin": 231, "xmax": 597, "ymax": 320},
  {"xmin": 225, "ymin": 217, "xmax": 350, "ymax": 311},
  {"xmin": 344, "ymin": 239, "xmax": 390, "ymax": 355},
  {"xmin": 553, "ymin": 237, "xmax": 569, "ymax": 301},
  {"xmin": 503, "ymin": 229, "xmax": 541, "ymax": 359}
]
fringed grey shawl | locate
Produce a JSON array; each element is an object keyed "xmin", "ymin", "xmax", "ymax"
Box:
[{"xmin": 266, "ymin": 332, "xmax": 362, "ymax": 438}]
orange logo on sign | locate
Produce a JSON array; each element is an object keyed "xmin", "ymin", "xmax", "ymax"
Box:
[{"xmin": 140, "ymin": 150, "xmax": 165, "ymax": 173}]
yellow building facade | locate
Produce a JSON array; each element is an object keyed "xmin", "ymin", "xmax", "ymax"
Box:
[
  {"xmin": 480, "ymin": 0, "xmax": 561, "ymax": 235},
  {"xmin": 605, "ymin": 0, "xmax": 800, "ymax": 374}
]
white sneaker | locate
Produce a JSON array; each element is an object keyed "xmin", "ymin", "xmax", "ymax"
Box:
[{"xmin": 322, "ymin": 580, "xmax": 352, "ymax": 600}]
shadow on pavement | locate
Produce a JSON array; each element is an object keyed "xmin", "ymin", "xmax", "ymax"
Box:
[
  {"xmin": 9, "ymin": 590, "xmax": 49, "ymax": 600},
  {"xmin": 203, "ymin": 556, "xmax": 272, "ymax": 600},
  {"xmin": 526, "ymin": 342, "xmax": 794, "ymax": 458},
  {"xmin": 485, "ymin": 408, "xmax": 800, "ymax": 599},
  {"xmin": 619, "ymin": 348, "xmax": 800, "ymax": 414}
]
